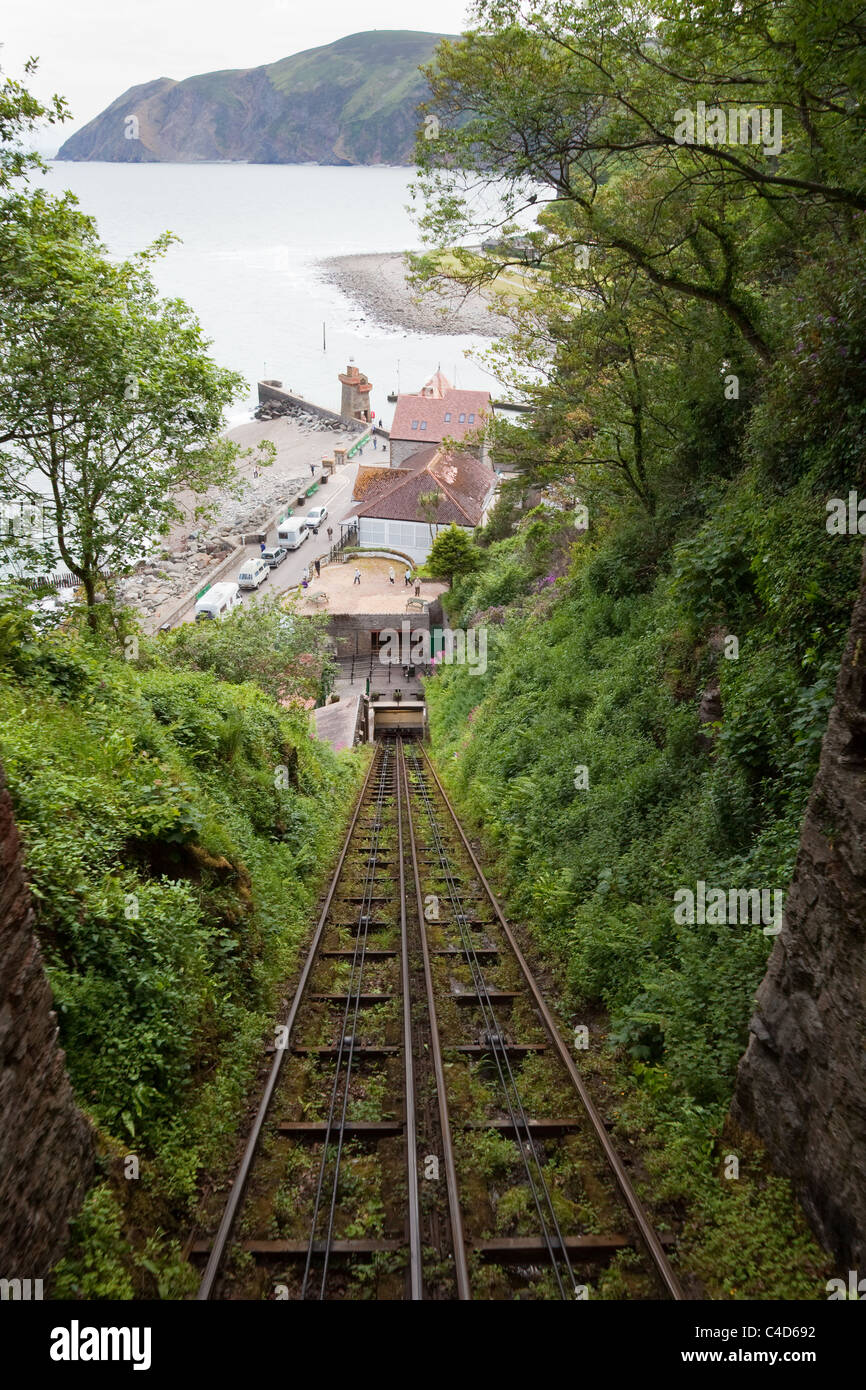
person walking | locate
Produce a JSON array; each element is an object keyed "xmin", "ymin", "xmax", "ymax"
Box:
[
  {"xmin": 404, "ymin": 567, "xmax": 412, "ymax": 587},
  {"xmin": 414, "ymin": 580, "xmax": 421, "ymax": 597},
  {"xmin": 314, "ymin": 558, "xmax": 321, "ymax": 578},
  {"xmin": 353, "ymin": 568, "xmax": 361, "ymax": 585},
  {"xmin": 310, "ymin": 462, "xmax": 316, "ymax": 477},
  {"xmin": 327, "ymin": 527, "xmax": 333, "ymax": 544},
  {"xmin": 388, "ymin": 565, "xmax": 395, "ymax": 585},
  {"xmin": 260, "ymin": 540, "xmax": 266, "ymax": 555}
]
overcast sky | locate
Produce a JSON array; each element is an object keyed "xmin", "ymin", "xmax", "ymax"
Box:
[{"xmin": 3, "ymin": 0, "xmax": 473, "ymax": 144}]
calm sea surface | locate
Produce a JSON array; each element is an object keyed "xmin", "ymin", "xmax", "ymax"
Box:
[{"xmin": 38, "ymin": 162, "xmax": 502, "ymax": 429}]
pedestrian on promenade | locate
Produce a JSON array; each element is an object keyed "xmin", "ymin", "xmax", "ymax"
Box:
[
  {"xmin": 353, "ymin": 568, "xmax": 361, "ymax": 584},
  {"xmin": 404, "ymin": 567, "xmax": 412, "ymax": 587},
  {"xmin": 260, "ymin": 540, "xmax": 266, "ymax": 555},
  {"xmin": 310, "ymin": 463, "xmax": 316, "ymax": 477},
  {"xmin": 414, "ymin": 580, "xmax": 421, "ymax": 597},
  {"xmin": 301, "ymin": 565, "xmax": 309, "ymax": 585},
  {"xmin": 314, "ymin": 558, "xmax": 321, "ymax": 577},
  {"xmin": 388, "ymin": 566, "xmax": 395, "ymax": 585}
]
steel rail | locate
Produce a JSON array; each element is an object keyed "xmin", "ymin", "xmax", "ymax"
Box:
[
  {"xmin": 405, "ymin": 746, "xmax": 577, "ymax": 1299},
  {"xmin": 406, "ymin": 747, "xmax": 575, "ymax": 1295},
  {"xmin": 418, "ymin": 745, "xmax": 684, "ymax": 1302},
  {"xmin": 196, "ymin": 746, "xmax": 382, "ymax": 1301},
  {"xmin": 396, "ymin": 738, "xmax": 423, "ymax": 1298},
  {"xmin": 303, "ymin": 743, "xmax": 393, "ymax": 1298},
  {"xmin": 398, "ymin": 741, "xmax": 472, "ymax": 1300}
]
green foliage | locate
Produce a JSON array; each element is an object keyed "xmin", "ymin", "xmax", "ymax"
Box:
[
  {"xmin": 0, "ymin": 186, "xmax": 254, "ymax": 623},
  {"xmin": 51, "ymin": 1185, "xmax": 135, "ymax": 1301},
  {"xmin": 156, "ymin": 594, "xmax": 335, "ymax": 705},
  {"xmin": 425, "ymin": 451, "xmax": 856, "ymax": 1291},
  {"xmin": 425, "ymin": 522, "xmax": 483, "ymax": 584},
  {"xmin": 0, "ymin": 615, "xmax": 363, "ymax": 1204}
]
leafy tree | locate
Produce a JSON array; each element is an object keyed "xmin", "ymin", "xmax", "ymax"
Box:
[
  {"xmin": 159, "ymin": 594, "xmax": 335, "ymax": 706},
  {"xmin": 0, "ymin": 189, "xmax": 265, "ymax": 627},
  {"xmin": 413, "ymin": 0, "xmax": 866, "ymax": 366},
  {"xmin": 418, "ymin": 488, "xmax": 443, "ymax": 546},
  {"xmin": 426, "ymin": 523, "xmax": 483, "ymax": 584},
  {"xmin": 0, "ymin": 57, "xmax": 68, "ymax": 187}
]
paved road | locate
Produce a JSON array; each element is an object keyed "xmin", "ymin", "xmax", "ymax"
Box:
[
  {"xmin": 240, "ymin": 454, "xmax": 363, "ymax": 608},
  {"xmin": 166, "ymin": 438, "xmax": 395, "ymax": 627}
]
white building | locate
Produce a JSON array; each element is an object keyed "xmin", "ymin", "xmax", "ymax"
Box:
[{"xmin": 352, "ymin": 445, "xmax": 497, "ymax": 565}]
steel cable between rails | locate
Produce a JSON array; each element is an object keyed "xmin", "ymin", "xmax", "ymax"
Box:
[
  {"xmin": 301, "ymin": 743, "xmax": 393, "ymax": 1299},
  {"xmin": 406, "ymin": 747, "xmax": 579, "ymax": 1300}
]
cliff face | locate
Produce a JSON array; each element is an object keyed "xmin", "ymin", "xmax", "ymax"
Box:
[
  {"xmin": 56, "ymin": 30, "xmax": 451, "ymax": 166},
  {"xmin": 731, "ymin": 546, "xmax": 866, "ymax": 1269}
]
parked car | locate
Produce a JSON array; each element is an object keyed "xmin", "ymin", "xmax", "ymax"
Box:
[
  {"xmin": 237, "ymin": 557, "xmax": 270, "ymax": 590},
  {"xmin": 305, "ymin": 505, "xmax": 328, "ymax": 531},
  {"xmin": 277, "ymin": 517, "xmax": 310, "ymax": 549},
  {"xmin": 194, "ymin": 582, "xmax": 243, "ymax": 621},
  {"xmin": 261, "ymin": 546, "xmax": 287, "ymax": 569}
]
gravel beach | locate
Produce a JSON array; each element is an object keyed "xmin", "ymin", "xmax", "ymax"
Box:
[{"xmin": 318, "ymin": 251, "xmax": 510, "ymax": 337}]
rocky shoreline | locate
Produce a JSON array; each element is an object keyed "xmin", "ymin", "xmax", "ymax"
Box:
[
  {"xmin": 115, "ymin": 409, "xmax": 356, "ymax": 620},
  {"xmin": 318, "ymin": 251, "xmax": 509, "ymax": 338}
]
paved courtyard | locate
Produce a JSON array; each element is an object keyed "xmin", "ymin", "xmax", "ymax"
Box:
[{"xmin": 295, "ymin": 555, "xmax": 445, "ymax": 615}]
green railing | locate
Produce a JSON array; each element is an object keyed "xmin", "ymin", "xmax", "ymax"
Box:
[{"xmin": 347, "ymin": 430, "xmax": 372, "ymax": 460}]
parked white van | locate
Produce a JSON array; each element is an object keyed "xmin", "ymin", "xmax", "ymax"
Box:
[
  {"xmin": 194, "ymin": 582, "xmax": 243, "ymax": 622},
  {"xmin": 237, "ymin": 557, "xmax": 270, "ymax": 590},
  {"xmin": 278, "ymin": 517, "xmax": 310, "ymax": 549}
]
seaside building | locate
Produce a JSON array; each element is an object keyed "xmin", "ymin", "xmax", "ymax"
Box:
[
  {"xmin": 350, "ymin": 444, "xmax": 496, "ymax": 564},
  {"xmin": 338, "ymin": 362, "xmax": 374, "ymax": 424},
  {"xmin": 387, "ymin": 372, "xmax": 492, "ymax": 467}
]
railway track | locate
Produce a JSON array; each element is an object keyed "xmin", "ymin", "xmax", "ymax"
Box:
[{"xmin": 194, "ymin": 736, "xmax": 682, "ymax": 1301}]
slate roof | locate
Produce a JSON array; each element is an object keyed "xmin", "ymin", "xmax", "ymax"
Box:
[{"xmin": 353, "ymin": 447, "xmax": 495, "ymax": 527}]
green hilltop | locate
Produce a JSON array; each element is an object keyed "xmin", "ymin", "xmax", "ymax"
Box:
[{"xmin": 56, "ymin": 30, "xmax": 453, "ymax": 166}]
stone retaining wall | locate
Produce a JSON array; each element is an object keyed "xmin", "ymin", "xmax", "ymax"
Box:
[
  {"xmin": 0, "ymin": 764, "xmax": 94, "ymax": 1279},
  {"xmin": 731, "ymin": 546, "xmax": 866, "ymax": 1267}
]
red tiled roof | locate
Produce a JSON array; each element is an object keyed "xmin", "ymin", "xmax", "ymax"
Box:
[
  {"xmin": 354, "ymin": 448, "xmax": 495, "ymax": 527},
  {"xmin": 390, "ymin": 378, "xmax": 491, "ymax": 444},
  {"xmin": 420, "ymin": 370, "xmax": 452, "ymax": 398}
]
